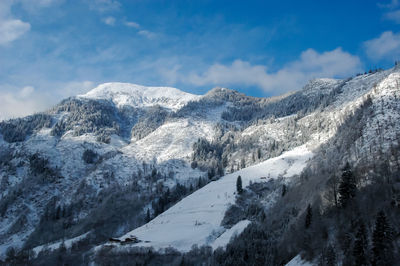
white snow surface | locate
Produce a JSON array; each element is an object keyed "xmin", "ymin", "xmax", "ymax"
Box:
[
  {"xmin": 79, "ymin": 82, "xmax": 201, "ymax": 110},
  {"xmin": 112, "ymin": 145, "xmax": 312, "ymax": 252},
  {"xmin": 286, "ymin": 255, "xmax": 314, "ymax": 266},
  {"xmin": 210, "ymin": 219, "xmax": 251, "ymax": 250},
  {"xmin": 32, "ymin": 232, "xmax": 90, "ymax": 257},
  {"xmin": 124, "ymin": 118, "xmax": 215, "ymax": 162}
]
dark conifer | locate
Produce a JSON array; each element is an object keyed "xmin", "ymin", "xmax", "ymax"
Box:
[
  {"xmin": 236, "ymin": 175, "xmax": 243, "ymax": 194},
  {"xmin": 281, "ymin": 184, "xmax": 287, "ymax": 197},
  {"xmin": 372, "ymin": 211, "xmax": 393, "ymax": 265},
  {"xmin": 325, "ymin": 245, "xmax": 336, "ymax": 266},
  {"xmin": 146, "ymin": 208, "xmax": 151, "ymax": 223},
  {"xmin": 305, "ymin": 204, "xmax": 312, "ymax": 229},
  {"xmin": 338, "ymin": 162, "xmax": 356, "ymax": 207},
  {"xmin": 353, "ymin": 221, "xmax": 368, "ymax": 265}
]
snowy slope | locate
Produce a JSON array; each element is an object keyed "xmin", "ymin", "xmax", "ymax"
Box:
[
  {"xmin": 107, "ymin": 145, "xmax": 312, "ymax": 252},
  {"xmin": 2, "ymin": 68, "xmax": 400, "ymax": 261},
  {"xmin": 79, "ymin": 82, "xmax": 201, "ymax": 110},
  {"xmin": 211, "ymin": 219, "xmax": 251, "ymax": 250},
  {"xmin": 285, "ymin": 255, "xmax": 314, "ymax": 266},
  {"xmin": 124, "ymin": 118, "xmax": 216, "ymax": 163},
  {"xmin": 32, "ymin": 232, "xmax": 90, "ymax": 257}
]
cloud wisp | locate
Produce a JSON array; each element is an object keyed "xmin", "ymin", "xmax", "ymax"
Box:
[
  {"xmin": 0, "ymin": 1, "xmax": 30, "ymax": 45},
  {"xmin": 364, "ymin": 31, "xmax": 400, "ymax": 61},
  {"xmin": 103, "ymin": 16, "xmax": 116, "ymax": 26},
  {"xmin": 385, "ymin": 9, "xmax": 400, "ymax": 23},
  {"xmin": 0, "ymin": 86, "xmax": 46, "ymax": 121},
  {"xmin": 179, "ymin": 48, "xmax": 362, "ymax": 94},
  {"xmin": 125, "ymin": 21, "xmax": 140, "ymax": 28},
  {"xmin": 0, "ymin": 81, "xmax": 95, "ymax": 121}
]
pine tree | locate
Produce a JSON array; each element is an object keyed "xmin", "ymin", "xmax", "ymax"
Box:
[
  {"xmin": 353, "ymin": 221, "xmax": 368, "ymax": 266},
  {"xmin": 372, "ymin": 211, "xmax": 393, "ymax": 265},
  {"xmin": 240, "ymin": 158, "xmax": 246, "ymax": 169},
  {"xmin": 180, "ymin": 255, "xmax": 185, "ymax": 266},
  {"xmin": 257, "ymin": 148, "xmax": 262, "ymax": 159},
  {"xmin": 338, "ymin": 162, "xmax": 356, "ymax": 208},
  {"xmin": 325, "ymin": 245, "xmax": 336, "ymax": 266},
  {"xmin": 281, "ymin": 184, "xmax": 287, "ymax": 197},
  {"xmin": 236, "ymin": 175, "xmax": 243, "ymax": 194},
  {"xmin": 146, "ymin": 208, "xmax": 151, "ymax": 223},
  {"xmin": 305, "ymin": 204, "xmax": 312, "ymax": 229},
  {"xmin": 55, "ymin": 205, "xmax": 61, "ymax": 220}
]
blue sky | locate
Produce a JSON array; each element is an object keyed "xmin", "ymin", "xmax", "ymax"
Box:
[{"xmin": 0, "ymin": 0, "xmax": 400, "ymax": 119}]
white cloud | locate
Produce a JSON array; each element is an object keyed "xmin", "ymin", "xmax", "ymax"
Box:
[
  {"xmin": 0, "ymin": 1, "xmax": 31, "ymax": 45},
  {"xmin": 181, "ymin": 48, "xmax": 361, "ymax": 94},
  {"xmin": 138, "ymin": 30, "xmax": 156, "ymax": 39},
  {"xmin": 364, "ymin": 31, "xmax": 400, "ymax": 61},
  {"xmin": 0, "ymin": 19, "xmax": 31, "ymax": 45},
  {"xmin": 385, "ymin": 9, "xmax": 400, "ymax": 23},
  {"xmin": 0, "ymin": 86, "xmax": 49, "ymax": 120},
  {"xmin": 19, "ymin": 86, "xmax": 34, "ymax": 98},
  {"xmin": 103, "ymin": 16, "xmax": 116, "ymax": 26},
  {"xmin": 59, "ymin": 81, "xmax": 94, "ymax": 98},
  {"xmin": 0, "ymin": 81, "xmax": 95, "ymax": 121},
  {"xmin": 378, "ymin": 0, "xmax": 399, "ymax": 9},
  {"xmin": 125, "ymin": 21, "xmax": 140, "ymax": 28}
]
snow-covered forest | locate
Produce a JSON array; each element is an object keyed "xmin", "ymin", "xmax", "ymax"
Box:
[{"xmin": 1, "ymin": 66, "xmax": 400, "ymax": 265}]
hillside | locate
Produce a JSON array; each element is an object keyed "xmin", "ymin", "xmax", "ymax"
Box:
[{"xmin": 0, "ymin": 66, "xmax": 400, "ymax": 265}]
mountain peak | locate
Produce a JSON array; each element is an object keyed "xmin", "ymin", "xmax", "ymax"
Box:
[
  {"xmin": 204, "ymin": 87, "xmax": 247, "ymax": 102},
  {"xmin": 79, "ymin": 82, "xmax": 200, "ymax": 110}
]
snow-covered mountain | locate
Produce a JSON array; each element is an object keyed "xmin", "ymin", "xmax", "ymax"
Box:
[
  {"xmin": 79, "ymin": 82, "xmax": 201, "ymax": 111},
  {"xmin": 108, "ymin": 145, "xmax": 312, "ymax": 252},
  {"xmin": 1, "ymin": 66, "xmax": 400, "ymax": 265}
]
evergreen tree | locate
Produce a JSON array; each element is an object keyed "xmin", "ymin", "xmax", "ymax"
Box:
[
  {"xmin": 281, "ymin": 184, "xmax": 287, "ymax": 197},
  {"xmin": 146, "ymin": 208, "xmax": 151, "ymax": 223},
  {"xmin": 305, "ymin": 204, "xmax": 312, "ymax": 229},
  {"xmin": 324, "ymin": 245, "xmax": 336, "ymax": 266},
  {"xmin": 55, "ymin": 206, "xmax": 61, "ymax": 220},
  {"xmin": 353, "ymin": 221, "xmax": 368, "ymax": 266},
  {"xmin": 372, "ymin": 211, "xmax": 393, "ymax": 265},
  {"xmin": 257, "ymin": 148, "xmax": 262, "ymax": 159},
  {"xmin": 240, "ymin": 158, "xmax": 246, "ymax": 169},
  {"xmin": 338, "ymin": 162, "xmax": 356, "ymax": 208},
  {"xmin": 236, "ymin": 175, "xmax": 243, "ymax": 194},
  {"xmin": 197, "ymin": 177, "xmax": 202, "ymax": 188}
]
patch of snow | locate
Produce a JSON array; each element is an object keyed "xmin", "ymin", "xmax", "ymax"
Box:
[
  {"xmin": 79, "ymin": 82, "xmax": 201, "ymax": 111},
  {"xmin": 108, "ymin": 145, "xmax": 312, "ymax": 252},
  {"xmin": 125, "ymin": 118, "xmax": 215, "ymax": 163},
  {"xmin": 211, "ymin": 220, "xmax": 251, "ymax": 250},
  {"xmin": 32, "ymin": 231, "xmax": 90, "ymax": 257},
  {"xmin": 286, "ymin": 255, "xmax": 314, "ymax": 266}
]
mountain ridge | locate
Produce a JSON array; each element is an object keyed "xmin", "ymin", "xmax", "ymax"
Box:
[
  {"xmin": 79, "ymin": 82, "xmax": 201, "ymax": 111},
  {"xmin": 1, "ymin": 67, "xmax": 400, "ymax": 265}
]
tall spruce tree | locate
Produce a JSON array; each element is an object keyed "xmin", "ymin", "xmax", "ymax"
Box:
[
  {"xmin": 325, "ymin": 245, "xmax": 336, "ymax": 266},
  {"xmin": 353, "ymin": 221, "xmax": 368, "ymax": 266},
  {"xmin": 236, "ymin": 175, "xmax": 243, "ymax": 194},
  {"xmin": 338, "ymin": 162, "xmax": 356, "ymax": 208},
  {"xmin": 281, "ymin": 184, "xmax": 287, "ymax": 197},
  {"xmin": 146, "ymin": 208, "xmax": 151, "ymax": 223},
  {"xmin": 372, "ymin": 211, "xmax": 393, "ymax": 265},
  {"xmin": 305, "ymin": 204, "xmax": 312, "ymax": 229}
]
